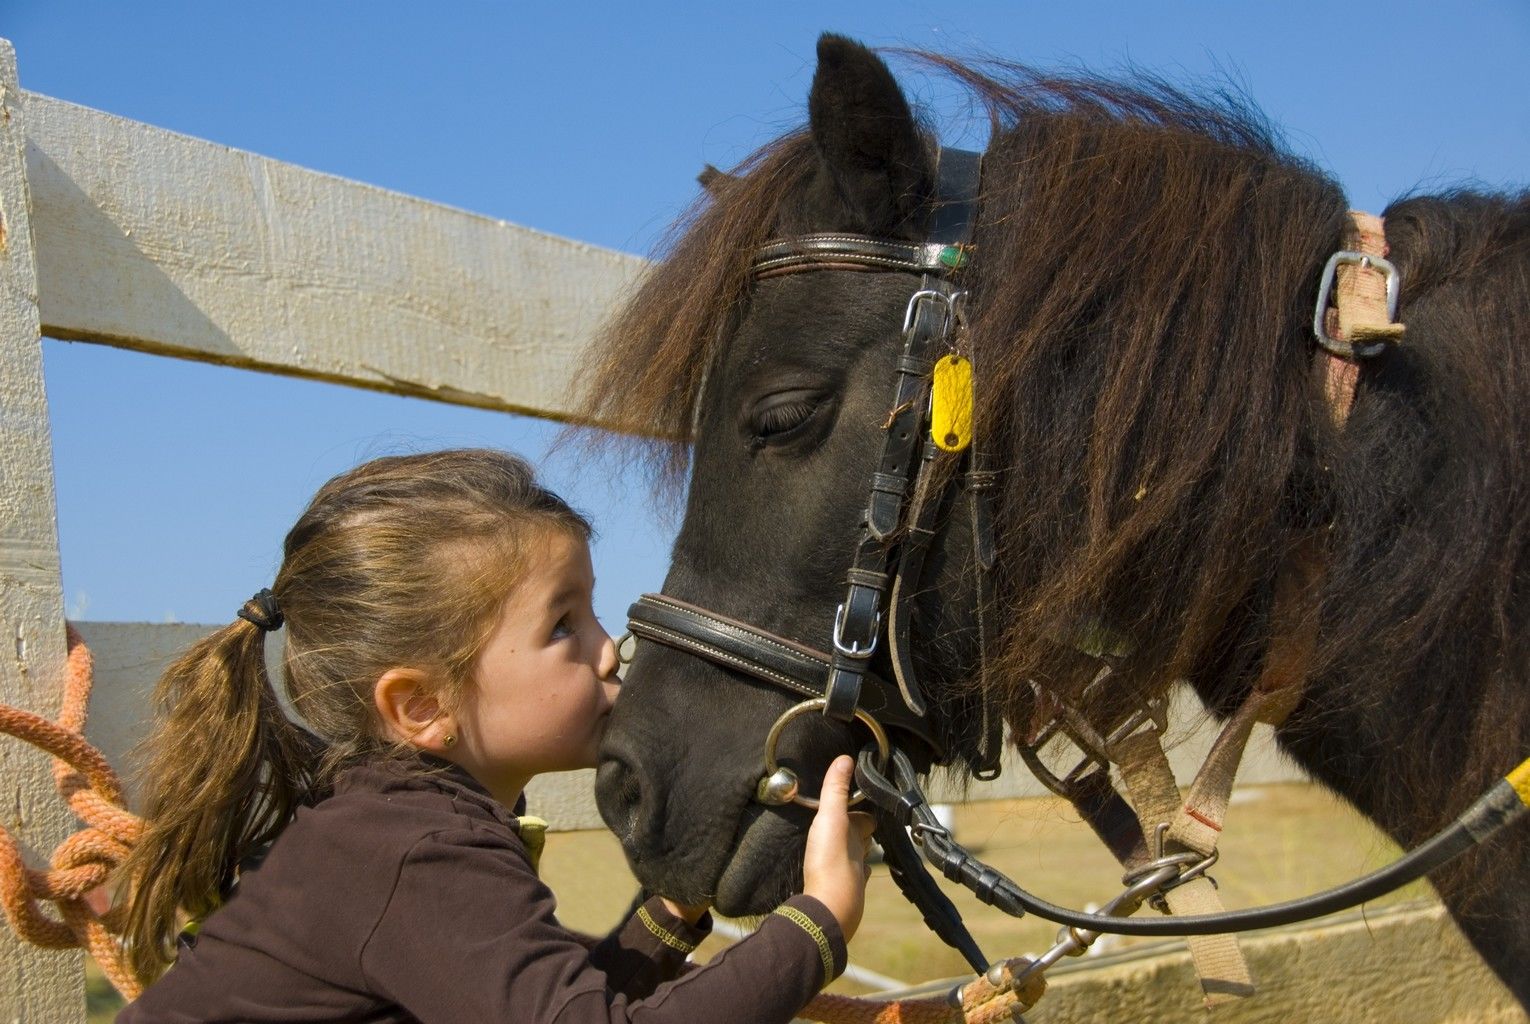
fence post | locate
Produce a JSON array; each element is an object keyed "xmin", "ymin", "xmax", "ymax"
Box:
[{"xmin": 0, "ymin": 38, "xmax": 84, "ymax": 1022}]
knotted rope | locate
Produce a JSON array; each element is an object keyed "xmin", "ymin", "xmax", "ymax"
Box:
[
  {"xmin": 800, "ymin": 957, "xmax": 1045, "ymax": 1023},
  {"xmin": 0, "ymin": 625, "xmax": 144, "ymax": 1000}
]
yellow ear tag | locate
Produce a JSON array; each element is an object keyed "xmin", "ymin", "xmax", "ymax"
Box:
[{"xmin": 930, "ymin": 354, "xmax": 974, "ymax": 452}]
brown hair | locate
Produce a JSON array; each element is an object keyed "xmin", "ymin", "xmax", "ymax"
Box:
[{"xmin": 118, "ymin": 448, "xmax": 589, "ymax": 983}]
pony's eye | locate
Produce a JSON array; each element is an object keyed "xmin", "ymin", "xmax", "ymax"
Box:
[
  {"xmin": 749, "ymin": 389, "xmax": 825, "ymax": 443},
  {"xmin": 757, "ymin": 401, "xmax": 817, "ymax": 435}
]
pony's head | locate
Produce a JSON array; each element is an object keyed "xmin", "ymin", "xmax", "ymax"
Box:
[{"xmin": 584, "ymin": 34, "xmax": 1349, "ymax": 914}]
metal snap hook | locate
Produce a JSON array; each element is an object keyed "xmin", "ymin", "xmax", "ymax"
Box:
[{"xmin": 755, "ymin": 697, "xmax": 891, "ymax": 809}]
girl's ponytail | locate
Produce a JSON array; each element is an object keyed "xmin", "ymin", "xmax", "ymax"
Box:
[
  {"xmin": 115, "ymin": 449, "xmax": 589, "ymax": 985},
  {"xmin": 119, "ymin": 600, "xmax": 317, "ymax": 984}
]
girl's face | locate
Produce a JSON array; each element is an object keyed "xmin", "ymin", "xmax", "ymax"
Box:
[{"xmin": 449, "ymin": 529, "xmax": 620, "ymax": 805}]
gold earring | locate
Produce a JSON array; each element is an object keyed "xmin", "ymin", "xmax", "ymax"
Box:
[{"xmin": 443, "ymin": 734, "xmax": 457, "ymax": 748}]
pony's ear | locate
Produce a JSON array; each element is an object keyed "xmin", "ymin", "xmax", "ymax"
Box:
[
  {"xmin": 697, "ymin": 163, "xmax": 738, "ymax": 196},
  {"xmin": 806, "ymin": 34, "xmax": 933, "ymax": 236}
]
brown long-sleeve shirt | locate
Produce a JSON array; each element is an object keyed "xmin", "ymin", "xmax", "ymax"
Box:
[{"xmin": 119, "ymin": 758, "xmax": 846, "ymax": 1023}]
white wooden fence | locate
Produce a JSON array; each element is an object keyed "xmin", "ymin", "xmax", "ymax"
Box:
[
  {"xmin": 11, "ymin": 35, "xmax": 1496, "ymax": 1024},
  {"xmin": 0, "ymin": 35, "xmax": 653, "ymax": 1018}
]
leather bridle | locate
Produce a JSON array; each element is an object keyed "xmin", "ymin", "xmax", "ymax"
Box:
[
  {"xmin": 626, "ymin": 145, "xmax": 999, "ymax": 790},
  {"xmin": 622, "ymin": 145, "xmax": 1010, "ymax": 970}
]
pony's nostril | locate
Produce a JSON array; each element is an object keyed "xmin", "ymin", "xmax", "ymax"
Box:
[{"xmin": 595, "ymin": 756, "xmax": 646, "ymax": 844}]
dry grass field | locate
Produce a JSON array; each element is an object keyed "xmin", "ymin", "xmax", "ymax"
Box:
[{"xmin": 87, "ymin": 781, "xmax": 1444, "ymax": 1021}]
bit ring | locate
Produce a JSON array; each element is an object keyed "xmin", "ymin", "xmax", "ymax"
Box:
[{"xmin": 759, "ymin": 698, "xmax": 891, "ymax": 809}]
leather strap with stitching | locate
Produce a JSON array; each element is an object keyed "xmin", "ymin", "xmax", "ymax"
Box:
[{"xmin": 626, "ymin": 594, "xmax": 942, "ymax": 754}]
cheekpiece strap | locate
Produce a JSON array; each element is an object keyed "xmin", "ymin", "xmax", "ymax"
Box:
[{"xmin": 815, "ymin": 146, "xmax": 983, "ymax": 736}]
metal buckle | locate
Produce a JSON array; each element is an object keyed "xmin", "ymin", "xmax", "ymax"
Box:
[
  {"xmin": 902, "ymin": 288, "xmax": 966, "ymax": 336},
  {"xmin": 1018, "ymin": 672, "xmax": 1168, "ymax": 800},
  {"xmin": 1312, "ymin": 250, "xmax": 1401, "ymax": 359},
  {"xmin": 832, "ymin": 602, "xmax": 882, "ymax": 659},
  {"xmin": 1123, "ymin": 823, "xmax": 1220, "ymax": 913},
  {"xmin": 910, "ymin": 820, "xmax": 952, "ymax": 845}
]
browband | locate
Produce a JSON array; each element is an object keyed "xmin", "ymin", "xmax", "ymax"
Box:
[
  {"xmin": 752, "ymin": 235, "xmax": 969, "ymax": 278},
  {"xmin": 750, "ymin": 146, "xmax": 983, "ymax": 279}
]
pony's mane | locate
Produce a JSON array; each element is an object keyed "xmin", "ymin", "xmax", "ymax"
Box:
[
  {"xmin": 572, "ymin": 56, "xmax": 1298, "ymax": 490},
  {"xmin": 572, "ymin": 130, "xmax": 814, "ymax": 488}
]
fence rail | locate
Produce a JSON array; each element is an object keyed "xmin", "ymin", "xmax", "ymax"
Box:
[{"xmin": 26, "ymin": 92, "xmax": 647, "ymax": 426}]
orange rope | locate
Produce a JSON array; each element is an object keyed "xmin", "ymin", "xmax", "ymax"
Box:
[
  {"xmin": 798, "ymin": 956, "xmax": 1046, "ymax": 1024},
  {"xmin": 0, "ymin": 625, "xmax": 144, "ymax": 1000}
]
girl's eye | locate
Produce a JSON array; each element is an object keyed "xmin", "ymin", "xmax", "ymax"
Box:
[{"xmin": 551, "ymin": 616, "xmax": 574, "ymax": 640}]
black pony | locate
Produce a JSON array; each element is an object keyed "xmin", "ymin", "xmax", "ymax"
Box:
[{"xmin": 582, "ymin": 35, "xmax": 1530, "ymax": 1003}]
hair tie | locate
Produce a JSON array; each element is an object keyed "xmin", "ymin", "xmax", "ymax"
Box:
[{"xmin": 237, "ymin": 588, "xmax": 285, "ymax": 632}]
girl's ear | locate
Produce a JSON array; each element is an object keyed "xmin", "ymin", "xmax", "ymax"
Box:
[{"xmin": 373, "ymin": 668, "xmax": 453, "ymax": 751}]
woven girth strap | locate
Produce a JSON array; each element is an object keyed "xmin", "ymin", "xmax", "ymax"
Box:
[
  {"xmin": 1111, "ymin": 727, "xmax": 1256, "ymax": 1005},
  {"xmin": 0, "ymin": 626, "xmax": 145, "ymax": 1000}
]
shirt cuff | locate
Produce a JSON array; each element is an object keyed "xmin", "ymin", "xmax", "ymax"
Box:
[
  {"xmin": 770, "ymin": 894, "xmax": 848, "ymax": 984},
  {"xmin": 634, "ymin": 896, "xmax": 713, "ymax": 954}
]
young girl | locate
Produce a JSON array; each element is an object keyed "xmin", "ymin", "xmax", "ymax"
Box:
[{"xmin": 117, "ymin": 448, "xmax": 873, "ymax": 1023}]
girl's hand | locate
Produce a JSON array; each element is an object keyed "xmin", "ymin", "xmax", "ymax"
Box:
[
  {"xmin": 801, "ymin": 755, "xmax": 876, "ymax": 942},
  {"xmin": 660, "ymin": 898, "xmax": 710, "ymax": 925}
]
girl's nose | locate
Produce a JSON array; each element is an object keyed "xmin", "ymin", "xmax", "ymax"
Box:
[{"xmin": 597, "ymin": 627, "xmax": 619, "ymax": 681}]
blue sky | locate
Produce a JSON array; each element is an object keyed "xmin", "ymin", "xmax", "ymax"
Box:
[{"xmin": 6, "ymin": 2, "xmax": 1528, "ymax": 631}]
